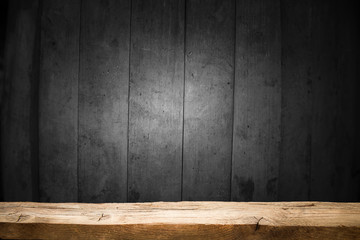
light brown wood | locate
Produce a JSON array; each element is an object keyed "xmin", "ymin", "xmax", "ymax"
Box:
[{"xmin": 0, "ymin": 202, "xmax": 359, "ymax": 239}]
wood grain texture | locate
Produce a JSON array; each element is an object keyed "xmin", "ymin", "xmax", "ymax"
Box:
[
  {"xmin": 128, "ymin": 0, "xmax": 184, "ymax": 202},
  {"xmin": 78, "ymin": 0, "xmax": 130, "ymax": 203},
  {"xmin": 1, "ymin": 202, "xmax": 360, "ymax": 239},
  {"xmin": 334, "ymin": 0, "xmax": 360, "ymax": 201},
  {"xmin": 0, "ymin": 0, "xmax": 6, "ymax": 202},
  {"xmin": 39, "ymin": 0, "xmax": 80, "ymax": 202},
  {"xmin": 1, "ymin": 0, "xmax": 40, "ymax": 201},
  {"xmin": 1, "ymin": 0, "xmax": 359, "ymax": 203},
  {"xmin": 310, "ymin": 0, "xmax": 360, "ymax": 201},
  {"xmin": 232, "ymin": 0, "xmax": 281, "ymax": 201},
  {"xmin": 309, "ymin": 0, "xmax": 338, "ymax": 201},
  {"xmin": 183, "ymin": 0, "xmax": 234, "ymax": 201},
  {"xmin": 279, "ymin": 0, "xmax": 313, "ymax": 200}
]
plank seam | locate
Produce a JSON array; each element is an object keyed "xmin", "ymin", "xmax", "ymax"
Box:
[
  {"xmin": 230, "ymin": 0, "xmax": 237, "ymax": 201},
  {"xmin": 126, "ymin": 0, "xmax": 133, "ymax": 203},
  {"xmin": 277, "ymin": 0, "xmax": 285, "ymax": 201},
  {"xmin": 279, "ymin": 0, "xmax": 283, "ymax": 202},
  {"xmin": 77, "ymin": 0, "xmax": 82, "ymax": 203},
  {"xmin": 33, "ymin": 0, "xmax": 43, "ymax": 202},
  {"xmin": 181, "ymin": 0, "xmax": 187, "ymax": 201},
  {"xmin": 307, "ymin": 1, "xmax": 314, "ymax": 201}
]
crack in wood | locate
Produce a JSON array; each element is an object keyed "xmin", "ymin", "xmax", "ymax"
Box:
[
  {"xmin": 294, "ymin": 203, "xmax": 315, "ymax": 207},
  {"xmin": 255, "ymin": 217, "xmax": 264, "ymax": 231},
  {"xmin": 98, "ymin": 213, "xmax": 105, "ymax": 221},
  {"xmin": 16, "ymin": 214, "xmax": 23, "ymax": 223}
]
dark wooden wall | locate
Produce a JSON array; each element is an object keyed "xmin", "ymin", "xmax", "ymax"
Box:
[{"xmin": 1, "ymin": 0, "xmax": 359, "ymax": 203}]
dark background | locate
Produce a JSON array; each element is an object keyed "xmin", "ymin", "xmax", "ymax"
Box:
[{"xmin": 1, "ymin": 0, "xmax": 359, "ymax": 203}]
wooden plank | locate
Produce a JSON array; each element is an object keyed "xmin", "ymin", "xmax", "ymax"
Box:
[
  {"xmin": 278, "ymin": 0, "xmax": 313, "ymax": 200},
  {"xmin": 0, "ymin": 0, "xmax": 7, "ymax": 202},
  {"xmin": 335, "ymin": 1, "xmax": 360, "ymax": 201},
  {"xmin": 335, "ymin": 0, "xmax": 360, "ymax": 201},
  {"xmin": 311, "ymin": 0, "xmax": 360, "ymax": 201},
  {"xmin": 232, "ymin": 0, "xmax": 281, "ymax": 201},
  {"xmin": 1, "ymin": 202, "xmax": 360, "ymax": 239},
  {"xmin": 334, "ymin": 0, "xmax": 360, "ymax": 201},
  {"xmin": 308, "ymin": 0, "xmax": 337, "ymax": 201},
  {"xmin": 39, "ymin": 0, "xmax": 80, "ymax": 202},
  {"xmin": 128, "ymin": 0, "xmax": 184, "ymax": 202},
  {"xmin": 329, "ymin": 0, "xmax": 359, "ymax": 201},
  {"xmin": 182, "ymin": 0, "xmax": 235, "ymax": 201},
  {"xmin": 78, "ymin": 0, "xmax": 130, "ymax": 202},
  {"xmin": 1, "ymin": 0, "xmax": 40, "ymax": 201}
]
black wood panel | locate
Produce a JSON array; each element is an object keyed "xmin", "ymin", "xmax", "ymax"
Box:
[
  {"xmin": 2, "ymin": 0, "xmax": 40, "ymax": 201},
  {"xmin": 310, "ymin": 0, "xmax": 359, "ymax": 201},
  {"xmin": 1, "ymin": 0, "xmax": 359, "ymax": 202},
  {"xmin": 232, "ymin": 0, "xmax": 281, "ymax": 201},
  {"xmin": 128, "ymin": 0, "xmax": 184, "ymax": 202},
  {"xmin": 182, "ymin": 0, "xmax": 235, "ymax": 201},
  {"xmin": 78, "ymin": 0, "xmax": 130, "ymax": 203},
  {"xmin": 39, "ymin": 0, "xmax": 80, "ymax": 202},
  {"xmin": 334, "ymin": 1, "xmax": 360, "ymax": 201},
  {"xmin": 279, "ymin": 0, "xmax": 313, "ymax": 200}
]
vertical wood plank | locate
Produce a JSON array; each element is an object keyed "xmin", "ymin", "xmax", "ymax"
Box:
[
  {"xmin": 128, "ymin": 0, "xmax": 184, "ymax": 202},
  {"xmin": 0, "ymin": 0, "xmax": 7, "ymax": 202},
  {"xmin": 310, "ymin": 1, "xmax": 337, "ymax": 201},
  {"xmin": 232, "ymin": 0, "xmax": 281, "ymax": 201},
  {"xmin": 279, "ymin": 0, "xmax": 313, "ymax": 201},
  {"xmin": 182, "ymin": 0, "xmax": 235, "ymax": 201},
  {"xmin": 355, "ymin": 7, "xmax": 360, "ymax": 201},
  {"xmin": 39, "ymin": 0, "xmax": 80, "ymax": 202},
  {"xmin": 1, "ymin": 0, "xmax": 40, "ymax": 201},
  {"xmin": 310, "ymin": 0, "xmax": 360, "ymax": 201},
  {"xmin": 334, "ymin": 0, "xmax": 360, "ymax": 201},
  {"xmin": 78, "ymin": 0, "xmax": 130, "ymax": 202}
]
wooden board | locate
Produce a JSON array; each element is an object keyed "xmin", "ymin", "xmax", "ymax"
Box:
[
  {"xmin": 39, "ymin": 0, "xmax": 80, "ymax": 202},
  {"xmin": 0, "ymin": 0, "xmax": 6, "ymax": 202},
  {"xmin": 2, "ymin": 0, "xmax": 359, "ymax": 204},
  {"xmin": 309, "ymin": 0, "xmax": 338, "ymax": 201},
  {"xmin": 128, "ymin": 0, "xmax": 184, "ymax": 202},
  {"xmin": 1, "ymin": 0, "xmax": 40, "ymax": 201},
  {"xmin": 334, "ymin": 0, "xmax": 360, "ymax": 201},
  {"xmin": 310, "ymin": 0, "xmax": 359, "ymax": 201},
  {"xmin": 232, "ymin": 0, "xmax": 281, "ymax": 201},
  {"xmin": 182, "ymin": 0, "xmax": 234, "ymax": 201},
  {"xmin": 279, "ymin": 0, "xmax": 313, "ymax": 200},
  {"xmin": 1, "ymin": 202, "xmax": 360, "ymax": 239},
  {"xmin": 78, "ymin": 0, "xmax": 130, "ymax": 203}
]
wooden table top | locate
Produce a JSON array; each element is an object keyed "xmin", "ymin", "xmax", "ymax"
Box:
[{"xmin": 1, "ymin": 201, "xmax": 360, "ymax": 239}]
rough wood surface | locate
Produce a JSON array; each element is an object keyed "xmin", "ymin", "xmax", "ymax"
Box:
[
  {"xmin": 333, "ymin": 0, "xmax": 360, "ymax": 201},
  {"xmin": 128, "ymin": 0, "xmax": 184, "ymax": 202},
  {"xmin": 183, "ymin": 0, "xmax": 234, "ymax": 201},
  {"xmin": 39, "ymin": 0, "xmax": 80, "ymax": 202},
  {"xmin": 279, "ymin": 0, "xmax": 313, "ymax": 200},
  {"xmin": 1, "ymin": 0, "xmax": 40, "ymax": 201},
  {"xmin": 0, "ymin": 202, "xmax": 359, "ymax": 239},
  {"xmin": 78, "ymin": 0, "xmax": 130, "ymax": 203},
  {"xmin": 232, "ymin": 0, "xmax": 281, "ymax": 201},
  {"xmin": 1, "ymin": 0, "xmax": 359, "ymax": 204},
  {"xmin": 310, "ymin": 0, "xmax": 359, "ymax": 201},
  {"xmin": 279, "ymin": 0, "xmax": 360, "ymax": 202}
]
